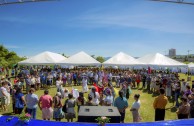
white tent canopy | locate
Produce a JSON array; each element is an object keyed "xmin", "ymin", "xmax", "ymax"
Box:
[
  {"xmin": 18, "ymin": 51, "xmax": 67, "ymax": 65},
  {"xmin": 188, "ymin": 62, "xmax": 194, "ymax": 68},
  {"xmin": 103, "ymin": 52, "xmax": 144, "ymax": 67},
  {"xmin": 138, "ymin": 53, "xmax": 186, "ymax": 67},
  {"xmin": 59, "ymin": 51, "xmax": 101, "ymax": 66}
]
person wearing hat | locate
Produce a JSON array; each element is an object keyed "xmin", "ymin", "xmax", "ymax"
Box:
[
  {"xmin": 176, "ymin": 97, "xmax": 190, "ymax": 119},
  {"xmin": 53, "ymin": 92, "xmax": 64, "ymax": 121},
  {"xmin": 25, "ymin": 88, "xmax": 39, "ymax": 119}
]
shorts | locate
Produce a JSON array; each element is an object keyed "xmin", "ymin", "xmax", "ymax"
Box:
[
  {"xmin": 42, "ymin": 107, "xmax": 53, "ymax": 119},
  {"xmin": 1, "ymin": 96, "xmax": 7, "ymax": 105}
]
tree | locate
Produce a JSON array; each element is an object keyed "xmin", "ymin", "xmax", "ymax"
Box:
[
  {"xmin": 96, "ymin": 56, "xmax": 105, "ymax": 63},
  {"xmin": 0, "ymin": 45, "xmax": 26, "ymax": 67}
]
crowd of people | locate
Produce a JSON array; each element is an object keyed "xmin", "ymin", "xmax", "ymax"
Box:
[{"xmin": 0, "ymin": 66, "xmax": 194, "ymax": 123}]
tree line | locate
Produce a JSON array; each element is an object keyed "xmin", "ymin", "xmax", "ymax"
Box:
[{"xmin": 0, "ymin": 45, "xmax": 26, "ymax": 67}]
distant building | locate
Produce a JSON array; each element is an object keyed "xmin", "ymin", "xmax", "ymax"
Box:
[{"xmin": 169, "ymin": 48, "xmax": 176, "ymax": 57}]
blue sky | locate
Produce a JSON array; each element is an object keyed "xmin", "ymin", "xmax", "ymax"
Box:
[{"xmin": 0, "ymin": 0, "xmax": 194, "ymax": 57}]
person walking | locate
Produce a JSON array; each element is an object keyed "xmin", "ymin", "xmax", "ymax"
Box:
[
  {"xmin": 153, "ymin": 88, "xmax": 168, "ymax": 121},
  {"xmin": 25, "ymin": 88, "xmax": 39, "ymax": 119},
  {"xmin": 38, "ymin": 90, "xmax": 53, "ymax": 120}
]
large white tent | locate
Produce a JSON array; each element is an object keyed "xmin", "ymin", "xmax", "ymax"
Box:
[
  {"xmin": 188, "ymin": 62, "xmax": 194, "ymax": 68},
  {"xmin": 59, "ymin": 51, "xmax": 101, "ymax": 66},
  {"xmin": 138, "ymin": 53, "xmax": 186, "ymax": 67},
  {"xmin": 103, "ymin": 52, "xmax": 144, "ymax": 67},
  {"xmin": 18, "ymin": 51, "xmax": 67, "ymax": 65}
]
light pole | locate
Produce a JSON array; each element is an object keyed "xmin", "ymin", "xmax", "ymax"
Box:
[{"xmin": 187, "ymin": 50, "xmax": 192, "ymax": 61}]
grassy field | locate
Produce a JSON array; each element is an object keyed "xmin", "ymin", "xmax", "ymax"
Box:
[{"xmin": 0, "ymin": 73, "xmax": 193, "ymax": 123}]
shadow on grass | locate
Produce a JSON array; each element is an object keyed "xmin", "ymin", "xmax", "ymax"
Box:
[{"xmin": 2, "ymin": 112, "xmax": 14, "ymax": 116}]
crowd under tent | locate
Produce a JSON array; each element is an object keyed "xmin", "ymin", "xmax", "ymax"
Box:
[
  {"xmin": 103, "ymin": 52, "xmax": 144, "ymax": 68},
  {"xmin": 58, "ymin": 51, "xmax": 101, "ymax": 66},
  {"xmin": 18, "ymin": 51, "xmax": 67, "ymax": 65}
]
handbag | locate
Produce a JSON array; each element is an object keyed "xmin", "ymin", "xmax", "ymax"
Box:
[{"xmin": 62, "ymin": 99, "xmax": 68, "ymax": 113}]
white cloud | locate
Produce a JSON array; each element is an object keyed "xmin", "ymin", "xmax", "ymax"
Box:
[
  {"xmin": 69, "ymin": 2, "xmax": 194, "ymax": 34},
  {"xmin": 4, "ymin": 44, "xmax": 21, "ymax": 49}
]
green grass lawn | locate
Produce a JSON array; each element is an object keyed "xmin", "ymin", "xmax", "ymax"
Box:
[{"xmin": 0, "ymin": 73, "xmax": 193, "ymax": 123}]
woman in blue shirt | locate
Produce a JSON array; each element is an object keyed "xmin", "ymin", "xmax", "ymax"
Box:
[
  {"xmin": 114, "ymin": 90, "xmax": 128, "ymax": 123},
  {"xmin": 15, "ymin": 87, "xmax": 25, "ymax": 114}
]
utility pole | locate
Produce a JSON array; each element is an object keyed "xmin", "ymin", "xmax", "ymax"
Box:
[{"xmin": 187, "ymin": 50, "xmax": 192, "ymax": 61}]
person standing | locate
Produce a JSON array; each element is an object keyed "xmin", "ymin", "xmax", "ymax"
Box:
[
  {"xmin": 53, "ymin": 92, "xmax": 64, "ymax": 121},
  {"xmin": 89, "ymin": 87, "xmax": 100, "ymax": 106},
  {"xmin": 153, "ymin": 88, "xmax": 168, "ymax": 121},
  {"xmin": 0, "ymin": 81, "xmax": 9, "ymax": 111},
  {"xmin": 15, "ymin": 87, "xmax": 25, "ymax": 114},
  {"xmin": 175, "ymin": 81, "xmax": 181, "ymax": 107},
  {"xmin": 104, "ymin": 89, "xmax": 113, "ymax": 106},
  {"xmin": 38, "ymin": 90, "xmax": 53, "ymax": 120},
  {"xmin": 25, "ymin": 75, "xmax": 31, "ymax": 94},
  {"xmin": 76, "ymin": 92, "xmax": 86, "ymax": 112},
  {"xmin": 176, "ymin": 97, "xmax": 190, "ymax": 119},
  {"xmin": 130, "ymin": 94, "xmax": 141, "ymax": 122},
  {"xmin": 189, "ymin": 93, "xmax": 194, "ymax": 118},
  {"xmin": 114, "ymin": 90, "xmax": 128, "ymax": 123},
  {"xmin": 25, "ymin": 88, "xmax": 39, "ymax": 119},
  {"xmin": 56, "ymin": 77, "xmax": 63, "ymax": 92},
  {"xmin": 65, "ymin": 93, "xmax": 76, "ymax": 122},
  {"xmin": 82, "ymin": 77, "xmax": 88, "ymax": 93},
  {"xmin": 192, "ymin": 80, "xmax": 194, "ymax": 90}
]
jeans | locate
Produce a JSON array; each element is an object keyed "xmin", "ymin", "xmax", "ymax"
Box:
[
  {"xmin": 175, "ymin": 92, "xmax": 180, "ymax": 107},
  {"xmin": 27, "ymin": 108, "xmax": 37, "ymax": 119}
]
